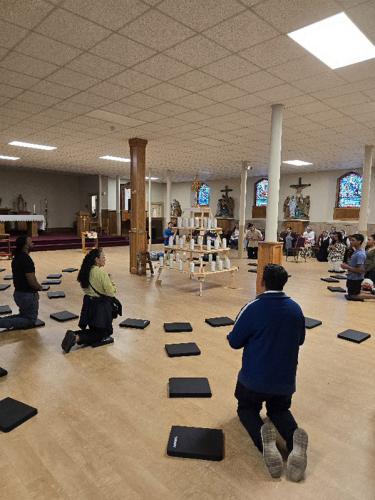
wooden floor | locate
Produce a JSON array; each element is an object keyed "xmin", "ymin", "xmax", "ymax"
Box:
[{"xmin": 0, "ymin": 247, "xmax": 374, "ymax": 500}]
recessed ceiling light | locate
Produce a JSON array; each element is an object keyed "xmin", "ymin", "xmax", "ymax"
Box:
[
  {"xmin": 288, "ymin": 12, "xmax": 375, "ymax": 69},
  {"xmin": 99, "ymin": 155, "xmax": 130, "ymax": 163},
  {"xmin": 0, "ymin": 155, "xmax": 20, "ymax": 161},
  {"xmin": 9, "ymin": 140, "xmax": 56, "ymax": 151},
  {"xmin": 145, "ymin": 176, "xmax": 159, "ymax": 180},
  {"xmin": 283, "ymin": 160, "xmax": 313, "ymax": 166}
]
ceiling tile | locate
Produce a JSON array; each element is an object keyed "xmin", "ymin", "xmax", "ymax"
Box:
[
  {"xmin": 252, "ymin": 0, "xmax": 340, "ymax": 33},
  {"xmin": 100, "ymin": 102, "xmax": 141, "ymax": 115},
  {"xmin": 87, "ymin": 110, "xmax": 145, "ymax": 127},
  {"xmin": 193, "ymin": 137, "xmax": 226, "ymax": 146},
  {"xmin": 2, "ymin": 100, "xmax": 46, "ymax": 114},
  {"xmin": 90, "ymin": 34, "xmax": 155, "ymax": 67},
  {"xmin": 32, "ymin": 80, "xmax": 80, "ymax": 98},
  {"xmin": 0, "ymin": 0, "xmax": 53, "ymax": 29},
  {"xmin": 204, "ymin": 10, "xmax": 278, "ymax": 52},
  {"xmin": 89, "ymin": 81, "xmax": 134, "ymax": 99},
  {"xmin": 294, "ymin": 72, "xmax": 347, "ymax": 93},
  {"xmin": 120, "ymin": 10, "xmax": 194, "ymax": 51},
  {"xmin": 336, "ymin": 60, "xmax": 375, "ymax": 83},
  {"xmin": 225, "ymin": 94, "xmax": 265, "ymax": 110},
  {"xmin": 54, "ymin": 100, "xmax": 93, "ymax": 114},
  {"xmin": 255, "ymin": 83, "xmax": 303, "ymax": 101},
  {"xmin": 199, "ymin": 83, "xmax": 247, "ymax": 101},
  {"xmin": 201, "ymin": 55, "xmax": 260, "ymax": 81},
  {"xmin": 0, "ymin": 83, "xmax": 25, "ymax": 98},
  {"xmin": 157, "ymin": 0, "xmax": 245, "ymax": 31},
  {"xmin": 68, "ymin": 92, "xmax": 113, "ymax": 107},
  {"xmin": 47, "ymin": 68, "xmax": 99, "ymax": 91},
  {"xmin": 231, "ymin": 71, "xmax": 284, "ymax": 92},
  {"xmin": 308, "ymin": 109, "xmax": 345, "ymax": 123},
  {"xmin": 267, "ymin": 55, "xmax": 328, "ymax": 82},
  {"xmin": 152, "ymin": 117, "xmax": 189, "ymax": 129},
  {"xmin": 67, "ymin": 53, "xmax": 125, "ymax": 79},
  {"xmin": 340, "ymin": 102, "xmax": 375, "ymax": 117},
  {"xmin": 165, "ymin": 35, "xmax": 230, "ymax": 68},
  {"xmin": 324, "ymin": 92, "xmax": 370, "ymax": 108},
  {"xmin": 17, "ymin": 90, "xmax": 61, "ymax": 107},
  {"xmin": 109, "ymin": 69, "xmax": 160, "ymax": 91},
  {"xmin": 63, "ymin": 0, "xmax": 149, "ymax": 30},
  {"xmin": 289, "ymin": 100, "xmax": 331, "ymax": 115},
  {"xmin": 0, "ymin": 53, "xmax": 58, "ymax": 79},
  {"xmin": 148, "ymin": 102, "xmax": 188, "ymax": 116},
  {"xmin": 174, "ymin": 93, "xmax": 215, "ymax": 109},
  {"xmin": 0, "ymin": 19, "xmax": 28, "ymax": 48},
  {"xmin": 169, "ymin": 70, "xmax": 221, "ymax": 92},
  {"xmin": 347, "ymin": 2, "xmax": 375, "ymax": 46},
  {"xmin": 199, "ymin": 103, "xmax": 237, "ymax": 116},
  {"xmin": 121, "ymin": 93, "xmax": 164, "ymax": 109},
  {"xmin": 175, "ymin": 110, "xmax": 211, "ymax": 122},
  {"xmin": 36, "ymin": 9, "xmax": 110, "ymax": 50},
  {"xmin": 129, "ymin": 110, "xmax": 166, "ymax": 122},
  {"xmin": 144, "ymin": 82, "xmax": 191, "ymax": 100},
  {"xmin": 0, "ymin": 68, "xmax": 39, "ymax": 89},
  {"xmin": 133, "ymin": 54, "xmax": 191, "ymax": 81},
  {"xmin": 15, "ymin": 33, "xmax": 82, "ymax": 65}
]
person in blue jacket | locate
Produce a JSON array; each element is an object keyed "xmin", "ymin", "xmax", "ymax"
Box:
[{"xmin": 227, "ymin": 264, "xmax": 308, "ymax": 482}]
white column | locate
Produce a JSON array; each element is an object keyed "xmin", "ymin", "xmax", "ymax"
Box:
[
  {"xmin": 265, "ymin": 104, "xmax": 283, "ymax": 242},
  {"xmin": 98, "ymin": 174, "xmax": 102, "ymax": 226},
  {"xmin": 148, "ymin": 171, "xmax": 152, "ymax": 252},
  {"xmin": 165, "ymin": 171, "xmax": 171, "ymax": 223},
  {"xmin": 116, "ymin": 175, "xmax": 121, "ymax": 236},
  {"xmin": 358, "ymin": 144, "xmax": 373, "ymax": 237},
  {"xmin": 238, "ymin": 161, "xmax": 248, "ymax": 258}
]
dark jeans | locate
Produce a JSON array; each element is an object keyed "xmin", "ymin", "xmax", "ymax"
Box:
[
  {"xmin": 76, "ymin": 327, "xmax": 109, "ymax": 346},
  {"xmin": 0, "ymin": 291, "xmax": 39, "ymax": 330},
  {"xmin": 347, "ymin": 279, "xmax": 362, "ymax": 296},
  {"xmin": 235, "ymin": 381, "xmax": 297, "ymax": 453},
  {"xmin": 247, "ymin": 246, "xmax": 258, "ymax": 259}
]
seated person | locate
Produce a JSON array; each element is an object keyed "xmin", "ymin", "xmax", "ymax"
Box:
[
  {"xmin": 341, "ymin": 234, "xmax": 366, "ymax": 298},
  {"xmin": 61, "ymin": 248, "xmax": 117, "ymax": 353},
  {"xmin": 0, "ymin": 236, "xmax": 43, "ymax": 331},
  {"xmin": 365, "ymin": 233, "xmax": 375, "ymax": 283},
  {"xmin": 163, "ymin": 221, "xmax": 176, "ymax": 246}
]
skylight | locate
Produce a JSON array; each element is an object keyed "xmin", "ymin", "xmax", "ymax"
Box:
[{"xmin": 283, "ymin": 160, "xmax": 313, "ymax": 166}]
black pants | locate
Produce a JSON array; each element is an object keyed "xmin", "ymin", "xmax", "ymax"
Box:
[
  {"xmin": 347, "ymin": 279, "xmax": 362, "ymax": 296},
  {"xmin": 235, "ymin": 381, "xmax": 297, "ymax": 453},
  {"xmin": 76, "ymin": 327, "xmax": 109, "ymax": 346},
  {"xmin": 247, "ymin": 246, "xmax": 258, "ymax": 259}
]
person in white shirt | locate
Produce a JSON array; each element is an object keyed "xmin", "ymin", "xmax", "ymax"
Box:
[{"xmin": 302, "ymin": 226, "xmax": 315, "ymax": 246}]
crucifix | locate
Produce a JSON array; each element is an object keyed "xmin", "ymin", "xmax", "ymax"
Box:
[
  {"xmin": 221, "ymin": 185, "xmax": 233, "ymax": 198},
  {"xmin": 290, "ymin": 177, "xmax": 311, "ymax": 196}
]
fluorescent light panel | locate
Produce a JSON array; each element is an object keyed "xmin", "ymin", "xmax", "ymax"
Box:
[
  {"xmin": 146, "ymin": 176, "xmax": 159, "ymax": 180},
  {"xmin": 288, "ymin": 12, "xmax": 375, "ymax": 69},
  {"xmin": 0, "ymin": 155, "xmax": 20, "ymax": 160},
  {"xmin": 283, "ymin": 160, "xmax": 312, "ymax": 166},
  {"xmin": 100, "ymin": 155, "xmax": 130, "ymax": 163},
  {"xmin": 9, "ymin": 141, "xmax": 56, "ymax": 150}
]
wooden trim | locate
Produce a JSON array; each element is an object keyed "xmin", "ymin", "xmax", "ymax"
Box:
[
  {"xmin": 333, "ymin": 207, "xmax": 360, "ymax": 220},
  {"xmin": 252, "ymin": 206, "xmax": 266, "ymax": 218}
]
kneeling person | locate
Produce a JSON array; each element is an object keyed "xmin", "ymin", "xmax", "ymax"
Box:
[
  {"xmin": 227, "ymin": 264, "xmax": 308, "ymax": 481},
  {"xmin": 341, "ymin": 234, "xmax": 366, "ymax": 298}
]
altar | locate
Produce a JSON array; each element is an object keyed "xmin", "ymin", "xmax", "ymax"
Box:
[{"xmin": 0, "ymin": 215, "xmax": 46, "ymax": 237}]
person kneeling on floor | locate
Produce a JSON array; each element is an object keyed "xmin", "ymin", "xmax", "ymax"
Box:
[
  {"xmin": 61, "ymin": 248, "xmax": 119, "ymax": 353},
  {"xmin": 227, "ymin": 264, "xmax": 308, "ymax": 482},
  {"xmin": 341, "ymin": 234, "xmax": 366, "ymax": 299}
]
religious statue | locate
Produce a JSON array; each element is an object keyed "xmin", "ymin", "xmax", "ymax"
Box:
[
  {"xmin": 283, "ymin": 177, "xmax": 311, "ymax": 219},
  {"xmin": 16, "ymin": 194, "xmax": 26, "ymax": 213},
  {"xmin": 191, "ymin": 178, "xmax": 202, "ymax": 207},
  {"xmin": 170, "ymin": 199, "xmax": 182, "ymax": 217},
  {"xmin": 216, "ymin": 185, "xmax": 235, "ymax": 218}
]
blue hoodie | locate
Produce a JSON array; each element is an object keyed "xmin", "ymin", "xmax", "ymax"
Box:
[{"xmin": 227, "ymin": 292, "xmax": 305, "ymax": 395}]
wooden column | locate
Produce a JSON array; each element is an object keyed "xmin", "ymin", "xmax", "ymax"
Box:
[
  {"xmin": 256, "ymin": 242, "xmax": 283, "ymax": 294},
  {"xmin": 129, "ymin": 138, "xmax": 148, "ymax": 275}
]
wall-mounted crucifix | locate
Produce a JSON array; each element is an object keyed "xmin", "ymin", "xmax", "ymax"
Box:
[
  {"xmin": 290, "ymin": 177, "xmax": 311, "ymax": 195},
  {"xmin": 221, "ymin": 185, "xmax": 233, "ymax": 198}
]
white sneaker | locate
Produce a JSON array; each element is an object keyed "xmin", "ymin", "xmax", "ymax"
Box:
[
  {"xmin": 261, "ymin": 422, "xmax": 283, "ymax": 478},
  {"xmin": 286, "ymin": 428, "xmax": 308, "ymax": 482}
]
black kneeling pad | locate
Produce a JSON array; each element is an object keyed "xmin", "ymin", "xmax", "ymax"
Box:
[
  {"xmin": 0, "ymin": 305, "xmax": 12, "ymax": 315},
  {"xmin": 47, "ymin": 291, "xmax": 66, "ymax": 299},
  {"xmin": 25, "ymin": 319, "xmax": 45, "ymax": 329},
  {"xmin": 164, "ymin": 322, "xmax": 192, "ymax": 333},
  {"xmin": 321, "ymin": 277, "xmax": 339, "ymax": 283},
  {"xmin": 169, "ymin": 377, "xmax": 211, "ymax": 398},
  {"xmin": 41, "ymin": 285, "xmax": 50, "ymax": 291},
  {"xmin": 327, "ymin": 286, "xmax": 346, "ymax": 293},
  {"xmin": 0, "ymin": 367, "xmax": 7, "ymax": 377},
  {"xmin": 91, "ymin": 336, "xmax": 114, "ymax": 348},
  {"xmin": 331, "ymin": 275, "xmax": 347, "ymax": 280},
  {"xmin": 305, "ymin": 317, "xmax": 322, "ymax": 329},
  {"xmin": 42, "ymin": 280, "xmax": 61, "ymax": 285},
  {"xmin": 50, "ymin": 311, "xmax": 79, "ymax": 322},
  {"xmin": 62, "ymin": 268, "xmax": 78, "ymax": 273},
  {"xmin": 165, "ymin": 342, "xmax": 201, "ymax": 357},
  {"xmin": 167, "ymin": 426, "xmax": 224, "ymax": 461},
  {"xmin": 119, "ymin": 318, "xmax": 150, "ymax": 329},
  {"xmin": 345, "ymin": 294, "xmax": 364, "ymax": 302},
  {"xmin": 248, "ymin": 269, "xmax": 257, "ymax": 273},
  {"xmin": 0, "ymin": 397, "xmax": 37, "ymax": 432},
  {"xmin": 0, "ymin": 268, "xmax": 5, "ymax": 272},
  {"xmin": 205, "ymin": 317, "xmax": 234, "ymax": 327},
  {"xmin": 0, "ymin": 284, "xmax": 10, "ymax": 291},
  {"xmin": 3, "ymin": 275, "xmax": 13, "ymax": 280},
  {"xmin": 337, "ymin": 329, "xmax": 371, "ymax": 344},
  {"xmin": 328, "ymin": 269, "xmax": 345, "ymax": 273},
  {"xmin": 248, "ymin": 263, "xmax": 257, "ymax": 267},
  {"xmin": 47, "ymin": 273, "xmax": 62, "ymax": 279}
]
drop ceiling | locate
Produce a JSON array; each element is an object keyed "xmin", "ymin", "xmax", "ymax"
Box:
[{"xmin": 0, "ymin": 0, "xmax": 375, "ymax": 181}]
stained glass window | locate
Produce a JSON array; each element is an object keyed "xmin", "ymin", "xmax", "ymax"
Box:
[
  {"xmin": 198, "ymin": 183, "xmax": 210, "ymax": 206},
  {"xmin": 255, "ymin": 178, "xmax": 268, "ymax": 207},
  {"xmin": 338, "ymin": 172, "xmax": 362, "ymax": 208}
]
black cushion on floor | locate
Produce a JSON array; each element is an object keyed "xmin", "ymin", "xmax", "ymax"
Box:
[
  {"xmin": 345, "ymin": 294, "xmax": 364, "ymax": 302},
  {"xmin": 42, "ymin": 280, "xmax": 62, "ymax": 285},
  {"xmin": 327, "ymin": 286, "xmax": 346, "ymax": 293},
  {"xmin": 0, "ymin": 367, "xmax": 7, "ymax": 377},
  {"xmin": 330, "ymin": 275, "xmax": 347, "ymax": 280},
  {"xmin": 321, "ymin": 277, "xmax": 340, "ymax": 283},
  {"xmin": 248, "ymin": 269, "xmax": 257, "ymax": 273},
  {"xmin": 91, "ymin": 336, "xmax": 114, "ymax": 348},
  {"xmin": 119, "ymin": 318, "xmax": 150, "ymax": 329},
  {"xmin": 62, "ymin": 268, "xmax": 78, "ymax": 273},
  {"xmin": 47, "ymin": 273, "xmax": 62, "ymax": 279},
  {"xmin": 248, "ymin": 263, "xmax": 257, "ymax": 267},
  {"xmin": 0, "ymin": 397, "xmax": 37, "ymax": 432},
  {"xmin": 205, "ymin": 317, "xmax": 234, "ymax": 327},
  {"xmin": 167, "ymin": 426, "xmax": 224, "ymax": 461},
  {"xmin": 33, "ymin": 319, "xmax": 45, "ymax": 328},
  {"xmin": 164, "ymin": 322, "xmax": 193, "ymax": 332},
  {"xmin": 3, "ymin": 275, "xmax": 13, "ymax": 280},
  {"xmin": 165, "ymin": 343, "xmax": 201, "ymax": 357},
  {"xmin": 50, "ymin": 311, "xmax": 79, "ymax": 322},
  {"xmin": 305, "ymin": 317, "xmax": 322, "ymax": 329},
  {"xmin": 169, "ymin": 377, "xmax": 212, "ymax": 398},
  {"xmin": 337, "ymin": 329, "xmax": 371, "ymax": 344},
  {"xmin": 328, "ymin": 269, "xmax": 345, "ymax": 273},
  {"xmin": 0, "ymin": 305, "xmax": 12, "ymax": 315},
  {"xmin": 0, "ymin": 284, "xmax": 10, "ymax": 291},
  {"xmin": 41, "ymin": 285, "xmax": 50, "ymax": 291},
  {"xmin": 47, "ymin": 291, "xmax": 66, "ymax": 299}
]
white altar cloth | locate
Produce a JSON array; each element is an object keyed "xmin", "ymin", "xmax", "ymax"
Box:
[{"xmin": 0, "ymin": 214, "xmax": 46, "ymax": 230}]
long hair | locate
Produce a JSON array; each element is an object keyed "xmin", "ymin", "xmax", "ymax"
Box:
[
  {"xmin": 77, "ymin": 248, "xmax": 102, "ymax": 289},
  {"xmin": 12, "ymin": 235, "xmax": 28, "ymax": 257}
]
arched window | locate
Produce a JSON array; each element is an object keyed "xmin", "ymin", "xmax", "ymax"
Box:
[
  {"xmin": 255, "ymin": 178, "xmax": 268, "ymax": 207},
  {"xmin": 337, "ymin": 172, "xmax": 362, "ymax": 208},
  {"xmin": 198, "ymin": 183, "xmax": 210, "ymax": 206}
]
